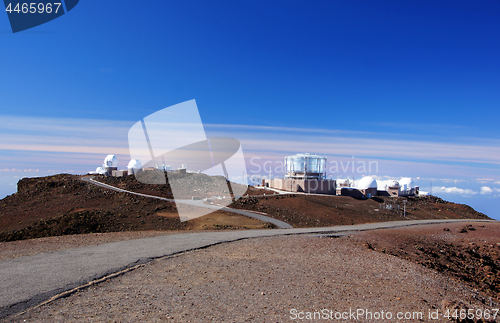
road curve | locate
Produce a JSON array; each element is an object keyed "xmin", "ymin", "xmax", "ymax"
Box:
[
  {"xmin": 81, "ymin": 176, "xmax": 293, "ymax": 229},
  {"xmin": 0, "ymin": 218, "xmax": 496, "ymax": 319}
]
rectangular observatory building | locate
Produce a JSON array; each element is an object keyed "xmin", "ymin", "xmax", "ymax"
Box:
[{"xmin": 263, "ymin": 153, "xmax": 336, "ymax": 194}]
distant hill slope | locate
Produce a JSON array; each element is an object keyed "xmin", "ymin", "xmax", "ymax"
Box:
[
  {"xmin": 231, "ymin": 194, "xmax": 490, "ymax": 228},
  {"xmin": 0, "ymin": 174, "xmax": 178, "ymax": 242},
  {"xmin": 0, "ymin": 174, "xmax": 490, "ymax": 242}
]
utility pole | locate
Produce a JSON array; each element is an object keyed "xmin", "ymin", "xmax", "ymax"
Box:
[{"xmin": 430, "ymin": 180, "xmax": 433, "ymax": 217}]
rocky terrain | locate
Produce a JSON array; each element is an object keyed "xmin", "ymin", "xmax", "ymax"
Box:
[
  {"xmin": 351, "ymin": 222, "xmax": 500, "ymax": 304},
  {"xmin": 0, "ymin": 174, "xmax": 271, "ymax": 242},
  {"xmin": 0, "ymin": 172, "xmax": 496, "ymax": 322},
  {"xmin": 231, "ymin": 193, "xmax": 489, "ymax": 228},
  {"xmin": 0, "ymin": 173, "xmax": 490, "ymax": 242},
  {"xmin": 103, "ymin": 170, "xmax": 255, "ymax": 199},
  {"xmin": 5, "ymin": 222, "xmax": 500, "ymax": 322}
]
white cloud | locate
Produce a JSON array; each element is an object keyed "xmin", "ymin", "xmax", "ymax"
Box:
[
  {"xmin": 2, "ymin": 116, "xmax": 500, "ymax": 168},
  {"xmin": 208, "ymin": 123, "xmax": 500, "ymax": 166},
  {"xmin": 478, "ymin": 186, "xmax": 500, "ymax": 198},
  {"xmin": 412, "ymin": 177, "xmax": 469, "ymax": 183},
  {"xmin": 434, "ymin": 186, "xmax": 478, "ymax": 195},
  {"xmin": 2, "ymin": 116, "xmax": 500, "ymax": 185},
  {"xmin": 476, "ymin": 178, "xmax": 495, "ymax": 182},
  {"xmin": 441, "ymin": 178, "xmax": 466, "ymax": 184},
  {"xmin": 0, "ymin": 115, "xmax": 130, "ymax": 156},
  {"xmin": 480, "ymin": 186, "xmax": 493, "ymax": 195}
]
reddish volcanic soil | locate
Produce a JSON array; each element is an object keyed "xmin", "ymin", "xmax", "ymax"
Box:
[
  {"xmin": 231, "ymin": 193, "xmax": 489, "ymax": 228},
  {"xmin": 0, "ymin": 174, "xmax": 490, "ymax": 242},
  {"xmin": 4, "ymin": 221, "xmax": 499, "ymax": 323},
  {"xmin": 349, "ymin": 222, "xmax": 500, "ymax": 302},
  {"xmin": 0, "ymin": 174, "xmax": 272, "ymax": 242}
]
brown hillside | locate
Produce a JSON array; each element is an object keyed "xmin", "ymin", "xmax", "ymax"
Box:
[
  {"xmin": 0, "ymin": 174, "xmax": 490, "ymax": 242},
  {"xmin": 231, "ymin": 194, "xmax": 490, "ymax": 228},
  {"xmin": 0, "ymin": 174, "xmax": 270, "ymax": 242},
  {"xmin": 349, "ymin": 222, "xmax": 500, "ymax": 302},
  {"xmin": 96, "ymin": 174, "xmax": 489, "ymax": 228}
]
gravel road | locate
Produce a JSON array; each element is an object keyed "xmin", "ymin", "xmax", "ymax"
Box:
[
  {"xmin": 82, "ymin": 177, "xmax": 293, "ymax": 229},
  {"xmin": 0, "ymin": 219, "xmax": 495, "ymax": 321},
  {"xmin": 6, "ymin": 233, "xmax": 497, "ymax": 322}
]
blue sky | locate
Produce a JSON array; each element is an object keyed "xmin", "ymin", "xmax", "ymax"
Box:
[{"xmin": 1, "ymin": 1, "xmax": 499, "ymax": 219}]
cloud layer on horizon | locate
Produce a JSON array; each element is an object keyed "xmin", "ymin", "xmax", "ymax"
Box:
[
  {"xmin": 1, "ymin": 115, "xmax": 499, "ymax": 180},
  {"xmin": 1, "ymin": 115, "xmax": 499, "ymax": 219}
]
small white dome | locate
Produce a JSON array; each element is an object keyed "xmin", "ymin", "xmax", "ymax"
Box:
[
  {"xmin": 127, "ymin": 159, "xmax": 142, "ymax": 170},
  {"xmin": 399, "ymin": 177, "xmax": 414, "ymax": 189},
  {"xmin": 390, "ymin": 180, "xmax": 399, "ymax": 187},
  {"xmin": 357, "ymin": 176, "xmax": 377, "ymax": 189},
  {"xmin": 103, "ymin": 155, "xmax": 118, "ymax": 168}
]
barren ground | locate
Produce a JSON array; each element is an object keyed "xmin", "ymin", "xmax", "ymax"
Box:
[
  {"xmin": 0, "ymin": 174, "xmax": 488, "ymax": 242},
  {"xmin": 4, "ymin": 221, "xmax": 500, "ymax": 322}
]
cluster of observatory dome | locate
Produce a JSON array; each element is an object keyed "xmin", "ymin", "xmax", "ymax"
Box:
[
  {"xmin": 90, "ymin": 153, "xmax": 418, "ymax": 200},
  {"xmin": 261, "ymin": 153, "xmax": 420, "ymax": 198},
  {"xmin": 336, "ymin": 176, "xmax": 419, "ymax": 198},
  {"xmin": 90, "ymin": 155, "xmax": 190, "ymax": 177},
  {"xmin": 92, "ymin": 155, "xmax": 142, "ymax": 176},
  {"xmin": 352, "ymin": 176, "xmax": 414, "ymax": 190}
]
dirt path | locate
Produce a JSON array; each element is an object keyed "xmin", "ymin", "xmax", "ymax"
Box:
[
  {"xmin": 7, "ymin": 231, "xmax": 499, "ymax": 322},
  {"xmin": 2, "ymin": 220, "xmax": 498, "ymax": 322},
  {"xmin": 82, "ymin": 177, "xmax": 293, "ymax": 229}
]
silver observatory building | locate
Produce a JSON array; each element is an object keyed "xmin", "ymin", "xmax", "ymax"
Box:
[{"xmin": 263, "ymin": 153, "xmax": 336, "ymax": 194}]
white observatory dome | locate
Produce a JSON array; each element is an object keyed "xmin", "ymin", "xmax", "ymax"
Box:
[
  {"xmin": 127, "ymin": 159, "xmax": 142, "ymax": 169},
  {"xmin": 390, "ymin": 180, "xmax": 400, "ymax": 187},
  {"xmin": 338, "ymin": 178, "xmax": 351, "ymax": 186},
  {"xmin": 127, "ymin": 159, "xmax": 142, "ymax": 174},
  {"xmin": 95, "ymin": 166, "xmax": 106, "ymax": 175},
  {"xmin": 357, "ymin": 176, "xmax": 377, "ymax": 189},
  {"xmin": 399, "ymin": 177, "xmax": 414, "ymax": 190},
  {"xmin": 103, "ymin": 155, "xmax": 118, "ymax": 168}
]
